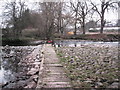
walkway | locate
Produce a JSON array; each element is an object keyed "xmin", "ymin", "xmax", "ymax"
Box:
[{"xmin": 37, "ymin": 44, "xmax": 72, "ymax": 89}]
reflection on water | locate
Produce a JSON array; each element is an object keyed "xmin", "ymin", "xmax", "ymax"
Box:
[{"xmin": 54, "ymin": 40, "xmax": 119, "ymax": 47}]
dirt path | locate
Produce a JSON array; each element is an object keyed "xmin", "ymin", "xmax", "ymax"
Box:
[{"xmin": 37, "ymin": 44, "xmax": 72, "ymax": 89}]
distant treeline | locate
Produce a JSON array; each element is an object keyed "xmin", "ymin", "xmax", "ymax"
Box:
[{"xmin": 1, "ymin": 1, "xmax": 120, "ymax": 41}]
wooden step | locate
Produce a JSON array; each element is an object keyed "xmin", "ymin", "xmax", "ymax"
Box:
[
  {"xmin": 45, "ymin": 64, "xmax": 63, "ymax": 67},
  {"xmin": 43, "ymin": 82, "xmax": 71, "ymax": 88}
]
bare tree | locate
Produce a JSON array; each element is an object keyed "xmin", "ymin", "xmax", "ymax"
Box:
[
  {"xmin": 17, "ymin": 0, "xmax": 26, "ymax": 36},
  {"xmin": 91, "ymin": 0, "xmax": 118, "ymax": 34},
  {"xmin": 54, "ymin": 2, "xmax": 71, "ymax": 35},
  {"xmin": 78, "ymin": 1, "xmax": 92, "ymax": 34},
  {"xmin": 70, "ymin": 0, "xmax": 92, "ymax": 35},
  {"xmin": 39, "ymin": 2, "xmax": 57, "ymax": 40},
  {"xmin": 55, "ymin": 2, "xmax": 63, "ymax": 34},
  {"xmin": 3, "ymin": 0, "xmax": 27, "ymax": 38},
  {"xmin": 70, "ymin": 1, "xmax": 80, "ymax": 35}
]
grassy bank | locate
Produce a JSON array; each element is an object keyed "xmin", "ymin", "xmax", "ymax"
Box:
[{"xmin": 59, "ymin": 34, "xmax": 119, "ymax": 42}]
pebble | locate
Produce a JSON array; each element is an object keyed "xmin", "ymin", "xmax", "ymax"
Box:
[
  {"xmin": 15, "ymin": 80, "xmax": 27, "ymax": 88},
  {"xmin": 33, "ymin": 62, "xmax": 40, "ymax": 65},
  {"xmin": 96, "ymin": 82, "xmax": 103, "ymax": 86},
  {"xmin": 108, "ymin": 82, "xmax": 119, "ymax": 88},
  {"xmin": 27, "ymin": 69, "xmax": 39, "ymax": 75},
  {"xmin": 84, "ymin": 80, "xmax": 92, "ymax": 83},
  {"xmin": 24, "ymin": 81, "xmax": 36, "ymax": 88}
]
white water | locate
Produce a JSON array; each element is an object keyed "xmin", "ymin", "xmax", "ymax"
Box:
[
  {"xmin": 54, "ymin": 41, "xmax": 119, "ymax": 47},
  {"xmin": 0, "ymin": 66, "xmax": 7, "ymax": 84}
]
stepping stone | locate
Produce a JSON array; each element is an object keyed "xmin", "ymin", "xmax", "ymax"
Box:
[
  {"xmin": 48, "ymin": 73, "xmax": 67, "ymax": 78},
  {"xmin": 45, "ymin": 64, "xmax": 63, "ymax": 67},
  {"xmin": 33, "ymin": 62, "xmax": 40, "ymax": 65},
  {"xmin": 49, "ymin": 73, "xmax": 66, "ymax": 75},
  {"xmin": 48, "ymin": 66, "xmax": 64, "ymax": 70},
  {"xmin": 45, "ymin": 69, "xmax": 65, "ymax": 73},
  {"xmin": 43, "ymin": 76, "xmax": 70, "ymax": 82},
  {"xmin": 47, "ymin": 82, "xmax": 70, "ymax": 85},
  {"xmin": 44, "ymin": 59, "xmax": 60, "ymax": 64},
  {"xmin": 43, "ymin": 83, "xmax": 71, "ymax": 88}
]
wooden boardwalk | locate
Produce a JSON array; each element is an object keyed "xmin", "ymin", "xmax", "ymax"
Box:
[{"xmin": 37, "ymin": 44, "xmax": 73, "ymax": 89}]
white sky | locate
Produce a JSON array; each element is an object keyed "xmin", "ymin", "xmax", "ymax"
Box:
[{"xmin": 0, "ymin": 0, "xmax": 119, "ymax": 27}]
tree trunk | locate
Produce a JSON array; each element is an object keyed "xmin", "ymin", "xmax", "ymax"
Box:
[
  {"xmin": 74, "ymin": 11, "xmax": 78, "ymax": 35},
  {"xmin": 82, "ymin": 15, "xmax": 85, "ymax": 34},
  {"xmin": 74, "ymin": 21, "xmax": 77, "ymax": 35},
  {"xmin": 100, "ymin": 17, "xmax": 104, "ymax": 34},
  {"xmin": 100, "ymin": 2, "xmax": 105, "ymax": 34}
]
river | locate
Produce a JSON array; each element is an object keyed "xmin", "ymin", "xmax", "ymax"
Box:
[{"xmin": 54, "ymin": 40, "xmax": 119, "ymax": 47}]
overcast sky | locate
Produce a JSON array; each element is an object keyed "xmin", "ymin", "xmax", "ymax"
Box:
[{"xmin": 0, "ymin": 0, "xmax": 119, "ymax": 27}]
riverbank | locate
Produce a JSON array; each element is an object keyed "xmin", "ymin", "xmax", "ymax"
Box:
[
  {"xmin": 55, "ymin": 44, "xmax": 119, "ymax": 88},
  {"xmin": 2, "ymin": 34, "xmax": 119, "ymax": 46},
  {"xmin": 2, "ymin": 38, "xmax": 45, "ymax": 46},
  {"xmin": 2, "ymin": 38, "xmax": 30, "ymax": 46},
  {"xmin": 59, "ymin": 34, "xmax": 119, "ymax": 42}
]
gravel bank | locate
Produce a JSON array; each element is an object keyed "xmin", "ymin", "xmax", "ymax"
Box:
[{"xmin": 55, "ymin": 44, "xmax": 119, "ymax": 88}]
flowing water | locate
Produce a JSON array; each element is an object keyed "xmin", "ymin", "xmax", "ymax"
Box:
[{"xmin": 54, "ymin": 40, "xmax": 119, "ymax": 47}]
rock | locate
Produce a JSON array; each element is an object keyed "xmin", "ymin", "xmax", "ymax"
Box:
[
  {"xmin": 18, "ymin": 75, "xmax": 30, "ymax": 80},
  {"xmin": 4, "ymin": 83, "xmax": 16, "ymax": 88},
  {"xmin": 36, "ymin": 54, "xmax": 40, "ymax": 59},
  {"xmin": 27, "ymin": 68, "xmax": 39, "ymax": 75},
  {"xmin": 25, "ymin": 76, "xmax": 34, "ymax": 83},
  {"xmin": 24, "ymin": 81, "xmax": 36, "ymax": 88},
  {"xmin": 14, "ymin": 80, "xmax": 27, "ymax": 88},
  {"xmin": 94, "ymin": 85, "xmax": 98, "ymax": 88},
  {"xmin": 114, "ymin": 79, "xmax": 119, "ymax": 82},
  {"xmin": 32, "ymin": 75, "xmax": 39, "ymax": 83},
  {"xmin": 84, "ymin": 80, "xmax": 92, "ymax": 83},
  {"xmin": 33, "ymin": 62, "xmax": 40, "ymax": 65},
  {"xmin": 1, "ymin": 82, "xmax": 9, "ymax": 88},
  {"xmin": 96, "ymin": 82, "xmax": 103, "ymax": 86},
  {"xmin": 108, "ymin": 82, "xmax": 119, "ymax": 88},
  {"xmin": 35, "ymin": 59, "xmax": 41, "ymax": 62},
  {"xmin": 35, "ymin": 65, "xmax": 39, "ymax": 69},
  {"xmin": 100, "ymin": 78, "xmax": 107, "ymax": 83},
  {"xmin": 30, "ymin": 75, "xmax": 38, "ymax": 79}
]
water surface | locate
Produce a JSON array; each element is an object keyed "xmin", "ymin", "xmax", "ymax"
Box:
[{"xmin": 54, "ymin": 40, "xmax": 119, "ymax": 47}]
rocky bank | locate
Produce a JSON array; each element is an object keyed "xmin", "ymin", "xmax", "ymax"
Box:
[
  {"xmin": 56, "ymin": 44, "xmax": 119, "ymax": 88},
  {"xmin": 1, "ymin": 45, "xmax": 42, "ymax": 88}
]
